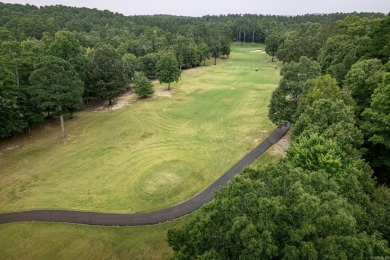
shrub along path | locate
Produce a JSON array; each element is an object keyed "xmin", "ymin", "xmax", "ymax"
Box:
[{"xmin": 0, "ymin": 123, "xmax": 289, "ymax": 226}]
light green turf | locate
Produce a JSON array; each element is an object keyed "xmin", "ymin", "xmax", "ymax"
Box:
[
  {"xmin": 0, "ymin": 44, "xmax": 281, "ymax": 259},
  {"xmin": 0, "ymin": 215, "xmax": 191, "ymax": 260},
  {"xmin": 0, "ymin": 43, "xmax": 280, "ymax": 214}
]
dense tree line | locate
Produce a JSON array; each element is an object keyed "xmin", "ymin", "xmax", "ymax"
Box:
[
  {"xmin": 266, "ymin": 13, "xmax": 390, "ymax": 184},
  {"xmin": 168, "ymin": 12, "xmax": 390, "ymax": 258}
]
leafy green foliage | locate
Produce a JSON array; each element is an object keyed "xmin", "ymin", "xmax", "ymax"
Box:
[
  {"xmin": 358, "ymin": 75, "xmax": 390, "ymax": 183},
  {"xmin": 318, "ymin": 35, "xmax": 369, "ymax": 84},
  {"xmin": 361, "ymin": 81, "xmax": 390, "ymax": 149},
  {"xmin": 0, "ymin": 39, "xmax": 44, "ymax": 87},
  {"xmin": 220, "ymin": 37, "xmax": 231, "ymax": 58},
  {"xmin": 168, "ymin": 165, "xmax": 390, "ymax": 259},
  {"xmin": 134, "ymin": 73, "xmax": 154, "ymax": 98},
  {"xmin": 29, "ymin": 55, "xmax": 84, "ymax": 136},
  {"xmin": 198, "ymin": 42, "xmax": 210, "ymax": 66},
  {"xmin": 48, "ymin": 31, "xmax": 81, "ymax": 61},
  {"xmin": 367, "ymin": 15, "xmax": 390, "ymax": 63},
  {"xmin": 295, "ymin": 74, "xmax": 355, "ymax": 120},
  {"xmin": 47, "ymin": 30, "xmax": 86, "ymax": 80},
  {"xmin": 0, "ymin": 85, "xmax": 27, "ymax": 138},
  {"xmin": 209, "ymin": 38, "xmax": 222, "ymax": 66},
  {"xmin": 274, "ymin": 22, "xmax": 330, "ymax": 64},
  {"xmin": 138, "ymin": 53, "xmax": 159, "ymax": 80},
  {"xmin": 265, "ymin": 33, "xmax": 280, "ymax": 62},
  {"xmin": 86, "ymin": 43, "xmax": 127, "ymax": 105},
  {"xmin": 343, "ymin": 59, "xmax": 385, "ymax": 114},
  {"xmin": 156, "ymin": 52, "xmax": 180, "ymax": 90},
  {"xmin": 287, "ymin": 134, "xmax": 352, "ymax": 178},
  {"xmin": 268, "ymin": 56, "xmax": 321, "ymax": 125},
  {"xmin": 293, "ymin": 98, "xmax": 362, "ymax": 153},
  {"xmin": 371, "ymin": 186, "xmax": 390, "ymax": 242},
  {"xmin": 122, "ymin": 53, "xmax": 138, "ymax": 83},
  {"xmin": 174, "ymin": 36, "xmax": 201, "ymax": 69},
  {"xmin": 29, "ymin": 55, "xmax": 84, "ymax": 114}
]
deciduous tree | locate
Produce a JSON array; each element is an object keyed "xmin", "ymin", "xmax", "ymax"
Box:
[
  {"xmin": 29, "ymin": 55, "xmax": 84, "ymax": 138},
  {"xmin": 156, "ymin": 52, "xmax": 180, "ymax": 90},
  {"xmin": 134, "ymin": 73, "xmax": 154, "ymax": 98},
  {"xmin": 168, "ymin": 163, "xmax": 390, "ymax": 259},
  {"xmin": 343, "ymin": 59, "xmax": 385, "ymax": 115},
  {"xmin": 293, "ymin": 99, "xmax": 363, "ymax": 155},
  {"xmin": 86, "ymin": 43, "xmax": 127, "ymax": 105},
  {"xmin": 265, "ymin": 33, "xmax": 281, "ymax": 62},
  {"xmin": 268, "ymin": 56, "xmax": 321, "ymax": 125}
]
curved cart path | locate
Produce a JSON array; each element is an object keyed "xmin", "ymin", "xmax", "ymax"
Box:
[{"xmin": 0, "ymin": 123, "xmax": 290, "ymax": 226}]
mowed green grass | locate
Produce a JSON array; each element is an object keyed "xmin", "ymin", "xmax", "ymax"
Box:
[
  {"xmin": 0, "ymin": 215, "xmax": 191, "ymax": 260},
  {"xmin": 0, "ymin": 44, "xmax": 280, "ymax": 214},
  {"xmin": 0, "ymin": 44, "xmax": 280, "ymax": 259}
]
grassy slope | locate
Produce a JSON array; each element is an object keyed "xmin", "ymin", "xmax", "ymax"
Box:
[{"xmin": 0, "ymin": 44, "xmax": 280, "ymax": 259}]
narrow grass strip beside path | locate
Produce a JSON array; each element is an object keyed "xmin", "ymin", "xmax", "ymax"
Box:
[{"xmin": 0, "ymin": 123, "xmax": 290, "ymax": 226}]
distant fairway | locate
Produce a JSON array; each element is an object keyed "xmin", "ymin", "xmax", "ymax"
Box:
[{"xmin": 0, "ymin": 43, "xmax": 279, "ymax": 214}]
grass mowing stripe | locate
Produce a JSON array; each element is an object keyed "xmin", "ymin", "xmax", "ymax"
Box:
[
  {"xmin": 0, "ymin": 44, "xmax": 278, "ymax": 214},
  {"xmin": 0, "ymin": 43, "xmax": 281, "ymax": 259}
]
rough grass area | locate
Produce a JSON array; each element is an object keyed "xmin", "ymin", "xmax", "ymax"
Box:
[
  {"xmin": 0, "ymin": 43, "xmax": 281, "ymax": 259},
  {"xmin": 0, "ymin": 215, "xmax": 191, "ymax": 260}
]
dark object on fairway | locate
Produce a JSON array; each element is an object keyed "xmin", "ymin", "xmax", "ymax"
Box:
[
  {"xmin": 255, "ymin": 68, "xmax": 258, "ymax": 71},
  {"xmin": 0, "ymin": 123, "xmax": 290, "ymax": 226}
]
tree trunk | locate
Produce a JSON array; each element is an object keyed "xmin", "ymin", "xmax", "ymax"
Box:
[
  {"xmin": 252, "ymin": 30, "xmax": 255, "ymax": 43},
  {"xmin": 272, "ymin": 54, "xmax": 274, "ymax": 62},
  {"xmin": 109, "ymin": 98, "xmax": 112, "ymax": 106},
  {"xmin": 60, "ymin": 114, "xmax": 67, "ymax": 139},
  {"xmin": 214, "ymin": 57, "xmax": 217, "ymax": 65},
  {"xmin": 203, "ymin": 59, "xmax": 206, "ymax": 66},
  {"xmin": 244, "ymin": 30, "xmax": 246, "ymax": 43},
  {"xmin": 168, "ymin": 82, "xmax": 170, "ymax": 90}
]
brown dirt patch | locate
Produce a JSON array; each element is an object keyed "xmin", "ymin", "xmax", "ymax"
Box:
[
  {"xmin": 94, "ymin": 90, "xmax": 138, "ymax": 111},
  {"xmin": 154, "ymin": 86, "xmax": 173, "ymax": 98},
  {"xmin": 0, "ymin": 145, "xmax": 20, "ymax": 154},
  {"xmin": 270, "ymin": 130, "xmax": 291, "ymax": 156},
  {"xmin": 94, "ymin": 87, "xmax": 173, "ymax": 111},
  {"xmin": 250, "ymin": 50, "xmax": 265, "ymax": 54}
]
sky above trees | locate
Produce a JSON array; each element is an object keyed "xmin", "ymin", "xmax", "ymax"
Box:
[{"xmin": 2, "ymin": 0, "xmax": 390, "ymax": 16}]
